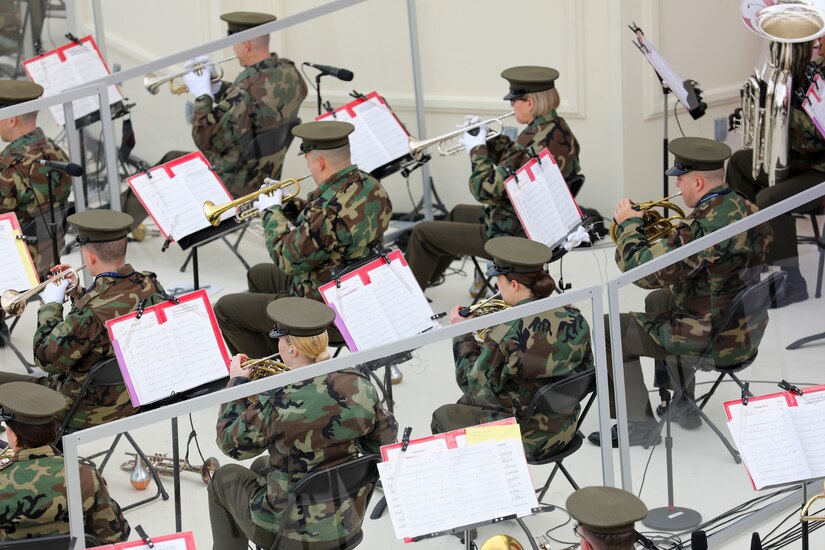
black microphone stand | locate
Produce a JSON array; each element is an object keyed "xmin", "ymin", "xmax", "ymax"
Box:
[
  {"xmin": 315, "ymin": 73, "xmax": 326, "ymax": 116},
  {"xmin": 46, "ymin": 168, "xmax": 61, "ymax": 266}
]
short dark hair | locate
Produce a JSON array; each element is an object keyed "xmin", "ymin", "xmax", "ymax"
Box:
[
  {"xmin": 7, "ymin": 419, "xmax": 58, "ymax": 449},
  {"xmin": 581, "ymin": 527, "xmax": 636, "ymax": 550},
  {"xmin": 86, "ymin": 238, "xmax": 127, "ymax": 263},
  {"xmin": 504, "ymin": 270, "xmax": 555, "ymax": 299}
]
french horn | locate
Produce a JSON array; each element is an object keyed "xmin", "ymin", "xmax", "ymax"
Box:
[{"xmin": 609, "ymin": 192, "xmax": 686, "ymax": 244}]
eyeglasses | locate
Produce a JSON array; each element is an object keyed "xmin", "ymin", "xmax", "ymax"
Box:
[{"xmin": 509, "ymin": 97, "xmax": 527, "ymax": 105}]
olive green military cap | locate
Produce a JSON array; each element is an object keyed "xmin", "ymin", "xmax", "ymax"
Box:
[
  {"xmin": 666, "ymin": 137, "xmax": 732, "ymax": 176},
  {"xmin": 484, "ymin": 236, "xmax": 553, "ymax": 277},
  {"xmin": 0, "ymin": 382, "xmax": 67, "ymax": 425},
  {"xmin": 501, "ymin": 66, "xmax": 559, "ymax": 101},
  {"xmin": 267, "ymin": 297, "xmax": 336, "ymax": 339},
  {"xmin": 293, "ymin": 121, "xmax": 355, "ymax": 155},
  {"xmin": 220, "ymin": 12, "xmax": 277, "ymax": 35},
  {"xmin": 567, "ymin": 486, "xmax": 648, "ymax": 535},
  {"xmin": 68, "ymin": 209, "xmax": 134, "ymax": 244},
  {"xmin": 0, "ymin": 80, "xmax": 44, "ymax": 108}
]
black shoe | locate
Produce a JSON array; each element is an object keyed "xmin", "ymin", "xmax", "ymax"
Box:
[
  {"xmin": 588, "ymin": 420, "xmax": 662, "ymax": 448},
  {"xmin": 770, "ymin": 276, "xmax": 809, "ymax": 308},
  {"xmin": 662, "ymin": 399, "xmax": 703, "ymax": 430}
]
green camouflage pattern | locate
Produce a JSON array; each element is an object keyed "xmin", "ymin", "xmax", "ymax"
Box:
[
  {"xmin": 262, "ymin": 165, "xmax": 392, "ymax": 301},
  {"xmin": 33, "ymin": 265, "xmax": 165, "ymax": 429},
  {"xmin": 0, "ymin": 1, "xmax": 20, "ymax": 53},
  {"xmin": 453, "ymin": 301, "xmax": 593, "ymax": 460},
  {"xmin": 192, "ymin": 54, "xmax": 308, "ymax": 197},
  {"xmin": 788, "ymin": 102, "xmax": 825, "ymax": 173},
  {"xmin": 614, "ymin": 186, "xmax": 773, "ymax": 364},
  {"xmin": 0, "ymin": 445, "xmax": 129, "ymax": 542},
  {"xmin": 0, "ymin": 128, "xmax": 72, "ymax": 274},
  {"xmin": 469, "ymin": 111, "xmax": 581, "ymax": 239},
  {"xmin": 215, "ymin": 369, "xmax": 397, "ymax": 540}
]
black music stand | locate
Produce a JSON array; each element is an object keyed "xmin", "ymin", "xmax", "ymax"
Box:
[{"xmin": 172, "ymin": 219, "xmax": 250, "ymax": 291}]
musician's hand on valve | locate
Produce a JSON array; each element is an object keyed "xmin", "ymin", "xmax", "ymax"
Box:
[
  {"xmin": 613, "ymin": 197, "xmax": 642, "ymax": 225},
  {"xmin": 183, "ymin": 68, "xmax": 213, "ymax": 99},
  {"xmin": 229, "ymin": 354, "xmax": 253, "ymax": 380},
  {"xmin": 41, "ymin": 279, "xmax": 69, "ymax": 305},
  {"xmin": 456, "ymin": 114, "xmax": 481, "ymax": 129},
  {"xmin": 253, "ymin": 187, "xmax": 283, "ymax": 212},
  {"xmin": 448, "ymin": 305, "xmax": 469, "ymax": 325},
  {"xmin": 460, "ymin": 125, "xmax": 487, "ymax": 154},
  {"xmin": 184, "ymin": 55, "xmax": 210, "ymax": 72},
  {"xmin": 49, "ymin": 264, "xmax": 78, "ymax": 295}
]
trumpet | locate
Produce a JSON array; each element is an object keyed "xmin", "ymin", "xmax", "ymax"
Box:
[
  {"xmin": 1, "ymin": 265, "xmax": 86, "ymax": 316},
  {"xmin": 144, "ymin": 55, "xmax": 238, "ymax": 95},
  {"xmin": 0, "ymin": 448, "xmax": 15, "ymax": 469},
  {"xmin": 120, "ymin": 452, "xmax": 220, "ymax": 485},
  {"xmin": 409, "ymin": 112, "xmax": 515, "ymax": 157},
  {"xmin": 203, "ymin": 175, "xmax": 309, "ymax": 226},
  {"xmin": 609, "ymin": 193, "xmax": 686, "ymax": 244},
  {"xmin": 242, "ymin": 353, "xmax": 292, "ymax": 404},
  {"xmin": 458, "ymin": 292, "xmax": 511, "ymax": 341}
]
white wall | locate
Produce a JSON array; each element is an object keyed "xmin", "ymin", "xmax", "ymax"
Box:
[{"xmin": 71, "ymin": 0, "xmax": 768, "ymax": 216}]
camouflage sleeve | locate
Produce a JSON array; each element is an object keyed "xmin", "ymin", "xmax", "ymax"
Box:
[
  {"xmin": 615, "ymin": 217, "xmax": 703, "ymax": 289},
  {"xmin": 360, "ymin": 403, "xmax": 398, "ymax": 453},
  {"xmin": 453, "ymin": 333, "xmax": 482, "ymax": 393},
  {"xmin": 0, "ymin": 168, "xmax": 21, "ymax": 212},
  {"xmin": 191, "ymin": 84, "xmax": 250, "ymax": 157},
  {"xmin": 788, "ymin": 105, "xmax": 825, "ymax": 172},
  {"xmin": 467, "ymin": 139, "xmax": 518, "ymax": 207},
  {"xmin": 33, "ymin": 303, "xmax": 99, "ymax": 375},
  {"xmin": 82, "ymin": 466, "xmax": 130, "ymax": 543},
  {"xmin": 215, "ymin": 378, "xmax": 274, "ymax": 460},
  {"xmin": 262, "ymin": 205, "xmax": 335, "ymax": 276}
]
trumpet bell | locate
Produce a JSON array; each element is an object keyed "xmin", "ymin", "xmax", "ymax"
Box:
[{"xmin": 1, "ymin": 289, "xmax": 26, "ymax": 316}]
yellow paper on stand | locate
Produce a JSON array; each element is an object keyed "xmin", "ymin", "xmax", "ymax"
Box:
[{"xmin": 465, "ymin": 423, "xmax": 522, "ymax": 445}]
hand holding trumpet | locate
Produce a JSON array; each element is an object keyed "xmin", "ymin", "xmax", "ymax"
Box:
[
  {"xmin": 613, "ymin": 197, "xmax": 644, "ymax": 226},
  {"xmin": 49, "ymin": 264, "xmax": 81, "ymax": 299},
  {"xmin": 252, "ymin": 183, "xmax": 284, "ymax": 212}
]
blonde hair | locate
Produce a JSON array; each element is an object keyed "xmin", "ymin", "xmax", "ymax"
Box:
[
  {"xmin": 527, "ymin": 88, "xmax": 560, "ymax": 118},
  {"xmin": 285, "ymin": 332, "xmax": 331, "ymax": 363}
]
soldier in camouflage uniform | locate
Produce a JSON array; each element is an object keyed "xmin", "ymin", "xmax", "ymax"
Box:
[
  {"xmin": 725, "ymin": 40, "xmax": 825, "ymax": 307},
  {"xmin": 406, "ymin": 66, "xmax": 581, "ymax": 290},
  {"xmin": 120, "ymin": 11, "xmax": 308, "ymax": 233},
  {"xmin": 0, "ymin": 382, "xmax": 129, "ymax": 542},
  {"xmin": 0, "ymin": 81, "xmax": 72, "ymax": 276},
  {"xmin": 210, "ymin": 298, "xmax": 397, "ymax": 550},
  {"xmin": 589, "ymin": 138, "xmax": 773, "ymax": 448},
  {"xmin": 0, "ymin": 210, "xmax": 166, "ymax": 430},
  {"xmin": 215, "ymin": 121, "xmax": 392, "ymax": 357},
  {"xmin": 431, "ymin": 237, "xmax": 593, "ymax": 460}
]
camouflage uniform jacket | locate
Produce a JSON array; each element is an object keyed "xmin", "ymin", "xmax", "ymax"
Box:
[
  {"xmin": 453, "ymin": 300, "xmax": 593, "ymax": 459},
  {"xmin": 262, "ymin": 165, "xmax": 392, "ymax": 301},
  {"xmin": 216, "ymin": 369, "xmax": 398, "ymax": 540},
  {"xmin": 0, "ymin": 445, "xmax": 129, "ymax": 542},
  {"xmin": 468, "ymin": 111, "xmax": 581, "ymax": 239},
  {"xmin": 614, "ymin": 186, "xmax": 773, "ymax": 364},
  {"xmin": 33, "ymin": 265, "xmax": 165, "ymax": 429},
  {"xmin": 789, "ymin": 97, "xmax": 825, "ymax": 173},
  {"xmin": 192, "ymin": 54, "xmax": 308, "ymax": 197},
  {"xmin": 0, "ymin": 128, "xmax": 72, "ymax": 273}
]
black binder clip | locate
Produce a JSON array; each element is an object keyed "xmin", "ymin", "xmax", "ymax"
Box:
[
  {"xmin": 34, "ymin": 40, "xmax": 44, "ymax": 56},
  {"xmin": 372, "ymin": 246, "xmax": 391, "ymax": 265},
  {"xmin": 323, "ymin": 100, "xmax": 334, "ymax": 115},
  {"xmin": 139, "ymin": 161, "xmax": 152, "ymax": 179},
  {"xmin": 778, "ymin": 379, "xmax": 804, "ymax": 396},
  {"xmin": 527, "ymin": 146, "xmax": 539, "ymax": 160},
  {"xmin": 503, "ymin": 165, "xmax": 516, "ymax": 179},
  {"xmin": 135, "ymin": 298, "xmax": 147, "ymax": 320},
  {"xmin": 400, "ymin": 426, "xmax": 412, "ymax": 451},
  {"xmin": 135, "ymin": 525, "xmax": 155, "ymax": 549},
  {"xmin": 349, "ymin": 90, "xmax": 368, "ymax": 101},
  {"xmin": 430, "ymin": 311, "xmax": 446, "ymax": 321},
  {"xmin": 742, "ymin": 382, "xmax": 750, "ymax": 406},
  {"xmin": 65, "ymin": 33, "xmax": 82, "ymax": 45},
  {"xmin": 160, "ymin": 289, "xmax": 180, "ymax": 304},
  {"xmin": 161, "ymin": 234, "xmax": 173, "ymax": 253}
]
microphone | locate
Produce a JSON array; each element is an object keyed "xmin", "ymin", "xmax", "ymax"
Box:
[
  {"xmin": 691, "ymin": 530, "xmax": 708, "ymax": 550},
  {"xmin": 38, "ymin": 159, "xmax": 84, "ymax": 177},
  {"xmin": 304, "ymin": 62, "xmax": 354, "ymax": 82}
]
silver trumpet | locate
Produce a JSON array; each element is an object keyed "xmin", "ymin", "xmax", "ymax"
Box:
[
  {"xmin": 409, "ymin": 112, "xmax": 515, "ymax": 157},
  {"xmin": 144, "ymin": 55, "xmax": 238, "ymax": 95},
  {"xmin": 1, "ymin": 265, "xmax": 86, "ymax": 316}
]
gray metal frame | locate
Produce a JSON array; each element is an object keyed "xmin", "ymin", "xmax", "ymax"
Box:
[{"xmin": 62, "ymin": 284, "xmax": 611, "ymax": 548}]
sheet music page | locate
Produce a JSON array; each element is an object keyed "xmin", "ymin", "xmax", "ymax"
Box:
[
  {"xmin": 734, "ymin": 408, "xmax": 811, "ymax": 490},
  {"xmin": 128, "ymin": 156, "xmax": 233, "ymax": 240},
  {"xmin": 353, "ymin": 97, "xmax": 409, "ymax": 163},
  {"xmin": 636, "ymin": 34, "xmax": 691, "ymax": 108},
  {"xmin": 326, "ymin": 275, "xmax": 399, "ymax": 351},
  {"xmin": 378, "ymin": 439, "xmax": 538, "ymax": 539},
  {"xmin": 789, "ymin": 400, "xmax": 825, "ymax": 478},
  {"xmin": 537, "ymin": 153, "xmax": 581, "ymax": 230},
  {"xmin": 365, "ymin": 259, "xmax": 438, "ymax": 340},
  {"xmin": 804, "ymin": 76, "xmax": 825, "ymax": 139},
  {"xmin": 0, "ymin": 216, "xmax": 38, "ymax": 292},
  {"xmin": 108, "ymin": 295, "xmax": 227, "ymax": 406}
]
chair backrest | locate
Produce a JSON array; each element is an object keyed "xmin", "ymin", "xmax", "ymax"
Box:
[
  {"xmin": 0, "ymin": 533, "xmax": 99, "ymax": 549},
  {"xmin": 567, "ymin": 173, "xmax": 585, "ymax": 197},
  {"xmin": 521, "ymin": 369, "xmax": 597, "ymax": 433},
  {"xmin": 56, "ymin": 358, "xmax": 124, "ymax": 440},
  {"xmin": 271, "ymin": 454, "xmax": 380, "ymax": 550},
  {"xmin": 240, "ymin": 117, "xmax": 302, "ymax": 168},
  {"xmin": 695, "ymin": 270, "xmax": 787, "ymax": 367}
]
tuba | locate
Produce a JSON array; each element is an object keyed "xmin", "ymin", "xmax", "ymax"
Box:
[
  {"xmin": 459, "ymin": 292, "xmax": 511, "ymax": 341},
  {"xmin": 609, "ymin": 192, "xmax": 685, "ymax": 244},
  {"xmin": 739, "ymin": 0, "xmax": 825, "ymax": 186}
]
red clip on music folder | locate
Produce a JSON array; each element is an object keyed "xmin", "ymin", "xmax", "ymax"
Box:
[
  {"xmin": 23, "ymin": 35, "xmax": 123, "ymax": 126},
  {"xmin": 105, "ymin": 289, "xmax": 230, "ymax": 407},
  {"xmin": 0, "ymin": 212, "xmax": 40, "ymax": 290},
  {"xmin": 89, "ymin": 530, "xmax": 196, "ymax": 550},
  {"xmin": 803, "ymin": 74, "xmax": 825, "ymax": 139}
]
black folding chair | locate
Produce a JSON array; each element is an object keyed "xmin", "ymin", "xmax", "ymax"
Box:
[{"xmin": 0, "ymin": 533, "xmax": 99, "ymax": 549}]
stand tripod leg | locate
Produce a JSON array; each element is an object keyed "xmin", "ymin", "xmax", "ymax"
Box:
[{"xmin": 786, "ymin": 331, "xmax": 825, "ymax": 350}]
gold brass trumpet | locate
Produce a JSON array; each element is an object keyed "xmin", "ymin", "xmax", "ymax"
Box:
[
  {"xmin": 120, "ymin": 452, "xmax": 220, "ymax": 485},
  {"xmin": 203, "ymin": 175, "xmax": 310, "ymax": 227},
  {"xmin": 409, "ymin": 112, "xmax": 515, "ymax": 157},
  {"xmin": 609, "ymin": 192, "xmax": 685, "ymax": 244},
  {"xmin": 242, "ymin": 353, "xmax": 292, "ymax": 405},
  {"xmin": 458, "ymin": 292, "xmax": 511, "ymax": 341},
  {"xmin": 144, "ymin": 55, "xmax": 238, "ymax": 95},
  {"xmin": 1, "ymin": 265, "xmax": 86, "ymax": 316}
]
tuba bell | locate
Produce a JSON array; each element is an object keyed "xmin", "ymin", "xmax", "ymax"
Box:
[
  {"xmin": 738, "ymin": 0, "xmax": 825, "ymax": 186},
  {"xmin": 609, "ymin": 192, "xmax": 686, "ymax": 244}
]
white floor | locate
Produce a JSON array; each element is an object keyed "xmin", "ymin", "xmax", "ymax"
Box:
[{"xmin": 1, "ymin": 215, "xmax": 824, "ymax": 550}]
